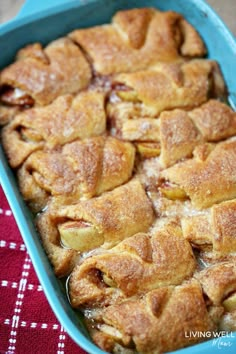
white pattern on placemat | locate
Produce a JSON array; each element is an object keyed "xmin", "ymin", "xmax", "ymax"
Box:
[
  {"xmin": 0, "ymin": 240, "xmax": 26, "ymax": 251},
  {"xmin": 3, "ymin": 319, "xmax": 62, "ymax": 330},
  {"xmin": 57, "ymin": 325, "xmax": 66, "ymax": 354},
  {"xmin": 1, "ymin": 280, "xmax": 43, "ymax": 291},
  {"xmin": 0, "ymin": 208, "xmax": 13, "ymax": 216},
  {"xmin": 7, "ymin": 255, "xmax": 31, "ymax": 353}
]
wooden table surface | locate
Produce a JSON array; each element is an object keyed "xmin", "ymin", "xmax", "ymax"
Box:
[{"xmin": 0, "ymin": 0, "xmax": 236, "ymax": 35}]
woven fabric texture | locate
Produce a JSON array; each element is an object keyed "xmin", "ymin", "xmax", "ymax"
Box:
[{"xmin": 0, "ymin": 186, "xmax": 87, "ymax": 354}]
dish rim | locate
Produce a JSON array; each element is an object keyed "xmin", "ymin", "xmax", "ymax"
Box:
[{"xmin": 0, "ymin": 0, "xmax": 236, "ymax": 353}]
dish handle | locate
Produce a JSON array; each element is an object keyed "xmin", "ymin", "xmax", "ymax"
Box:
[{"xmin": 16, "ymin": 0, "xmax": 88, "ymax": 19}]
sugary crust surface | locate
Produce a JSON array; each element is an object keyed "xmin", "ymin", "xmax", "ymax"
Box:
[
  {"xmin": 195, "ymin": 262, "xmax": 236, "ymax": 305},
  {"xmin": 69, "ymin": 225, "xmax": 196, "ymax": 308},
  {"xmin": 181, "ymin": 214, "xmax": 213, "ymax": 248},
  {"xmin": 189, "ymin": 99, "xmax": 236, "ymax": 141},
  {"xmin": 112, "ymin": 60, "xmax": 225, "ymax": 115},
  {"xmin": 1, "ymin": 91, "xmax": 106, "ymax": 168},
  {"xmin": 18, "ymin": 137, "xmax": 135, "ymax": 211},
  {"xmin": 36, "ymin": 181, "xmax": 155, "ymax": 275},
  {"xmin": 1, "ymin": 7, "xmax": 236, "ymax": 354},
  {"xmin": 0, "ymin": 38, "xmax": 92, "ymax": 105},
  {"xmin": 159, "ymin": 99, "xmax": 236, "ymax": 167},
  {"xmin": 94, "ymin": 281, "xmax": 215, "ymax": 353},
  {"xmin": 70, "ymin": 8, "xmax": 206, "ymax": 75},
  {"xmin": 109, "ymin": 99, "xmax": 236, "ymax": 169},
  {"xmin": 161, "ymin": 139, "xmax": 236, "ymax": 209},
  {"xmin": 36, "ymin": 210, "xmax": 77, "ymax": 277},
  {"xmin": 181, "ymin": 198, "xmax": 236, "ymax": 256},
  {"xmin": 0, "ymin": 104, "xmax": 22, "ymax": 125},
  {"xmin": 159, "ymin": 109, "xmax": 202, "ymax": 167},
  {"xmin": 212, "ymin": 200, "xmax": 236, "ymax": 254},
  {"xmin": 50, "ymin": 180, "xmax": 154, "ymax": 247}
]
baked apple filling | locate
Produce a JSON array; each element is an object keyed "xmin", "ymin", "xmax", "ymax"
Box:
[
  {"xmin": 1, "ymin": 6, "xmax": 236, "ymax": 354},
  {"xmin": 0, "ymin": 86, "xmax": 34, "ymax": 107},
  {"xmin": 159, "ymin": 181, "xmax": 188, "ymax": 201},
  {"xmin": 58, "ymin": 220, "xmax": 103, "ymax": 252},
  {"xmin": 135, "ymin": 142, "xmax": 161, "ymax": 158}
]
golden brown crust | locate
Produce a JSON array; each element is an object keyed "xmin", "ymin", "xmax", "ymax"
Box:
[
  {"xmin": 1, "ymin": 7, "xmax": 236, "ymax": 354},
  {"xmin": 113, "ymin": 8, "xmax": 156, "ymax": 50},
  {"xmin": 189, "ymin": 99, "xmax": 236, "ymax": 141},
  {"xmin": 36, "ymin": 180, "xmax": 155, "ymax": 265},
  {"xmin": 178, "ymin": 19, "xmax": 206, "ymax": 56},
  {"xmin": 36, "ymin": 211, "xmax": 77, "ymax": 277},
  {"xmin": 69, "ymin": 225, "xmax": 195, "ymax": 308},
  {"xmin": 0, "ymin": 38, "xmax": 91, "ymax": 105},
  {"xmin": 18, "ymin": 150, "xmax": 76, "ymax": 212},
  {"xmin": 16, "ymin": 43, "xmax": 50, "ymax": 64},
  {"xmin": 121, "ymin": 118, "xmax": 160, "ymax": 141},
  {"xmin": 159, "ymin": 109, "xmax": 202, "ymax": 167},
  {"xmin": 58, "ymin": 180, "xmax": 154, "ymax": 246},
  {"xmin": 0, "ymin": 104, "xmax": 22, "ymax": 125},
  {"xmin": 112, "ymin": 60, "xmax": 224, "ymax": 116},
  {"xmin": 181, "ymin": 214, "xmax": 213, "ymax": 249},
  {"xmin": 107, "ymin": 62, "xmax": 226, "ymax": 149},
  {"xmin": 159, "ymin": 100, "xmax": 236, "ymax": 167},
  {"xmin": 212, "ymin": 199, "xmax": 236, "ymax": 255},
  {"xmin": 18, "ymin": 137, "xmax": 135, "ymax": 211},
  {"xmin": 182, "ymin": 199, "xmax": 236, "ymax": 257},
  {"xmin": 109, "ymin": 99, "xmax": 234, "ymax": 168},
  {"xmin": 195, "ymin": 262, "xmax": 236, "ymax": 305},
  {"xmin": 1, "ymin": 91, "xmax": 106, "ymax": 168},
  {"xmin": 69, "ymin": 8, "xmax": 206, "ymax": 75},
  {"xmin": 161, "ymin": 139, "xmax": 236, "ymax": 209},
  {"xmin": 93, "ymin": 281, "xmax": 215, "ymax": 353}
]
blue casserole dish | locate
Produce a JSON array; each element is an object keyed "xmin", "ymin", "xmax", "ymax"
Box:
[{"xmin": 0, "ymin": 0, "xmax": 236, "ymax": 353}]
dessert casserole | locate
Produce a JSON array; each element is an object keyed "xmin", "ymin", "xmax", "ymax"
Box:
[{"xmin": 1, "ymin": 7, "xmax": 236, "ymax": 354}]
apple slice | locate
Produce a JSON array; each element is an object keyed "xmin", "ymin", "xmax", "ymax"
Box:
[
  {"xmin": 99, "ymin": 324, "xmax": 124, "ymax": 341},
  {"xmin": 20, "ymin": 127, "xmax": 43, "ymax": 142},
  {"xmin": 136, "ymin": 142, "xmax": 161, "ymax": 158},
  {"xmin": 58, "ymin": 220, "xmax": 104, "ymax": 252},
  {"xmin": 223, "ymin": 293, "xmax": 236, "ymax": 312},
  {"xmin": 102, "ymin": 273, "xmax": 117, "ymax": 288},
  {"xmin": 159, "ymin": 182, "xmax": 187, "ymax": 201},
  {"xmin": 117, "ymin": 89, "xmax": 138, "ymax": 102}
]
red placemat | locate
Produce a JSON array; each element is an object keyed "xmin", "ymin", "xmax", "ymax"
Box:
[{"xmin": 0, "ymin": 186, "xmax": 87, "ymax": 354}]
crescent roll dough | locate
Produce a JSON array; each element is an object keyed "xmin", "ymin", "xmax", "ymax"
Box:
[
  {"xmin": 182, "ymin": 199, "xmax": 236, "ymax": 255},
  {"xmin": 89, "ymin": 281, "xmax": 215, "ymax": 353},
  {"xmin": 1, "ymin": 91, "xmax": 106, "ymax": 168},
  {"xmin": 70, "ymin": 8, "xmax": 206, "ymax": 75},
  {"xmin": 107, "ymin": 62, "xmax": 226, "ymax": 153},
  {"xmin": 1, "ymin": 6, "xmax": 236, "ymax": 354},
  {"xmin": 36, "ymin": 180, "xmax": 154, "ymax": 275},
  {"xmin": 112, "ymin": 99, "xmax": 235, "ymax": 166},
  {"xmin": 0, "ymin": 104, "xmax": 22, "ymax": 126},
  {"xmin": 195, "ymin": 262, "xmax": 236, "ymax": 305},
  {"xmin": 18, "ymin": 137, "xmax": 135, "ymax": 212},
  {"xmin": 159, "ymin": 99, "xmax": 236, "ymax": 167},
  {"xmin": 35, "ymin": 211, "xmax": 78, "ymax": 278},
  {"xmin": 69, "ymin": 224, "xmax": 196, "ymax": 308},
  {"xmin": 0, "ymin": 38, "xmax": 91, "ymax": 107},
  {"xmin": 109, "ymin": 60, "xmax": 225, "ymax": 118},
  {"xmin": 161, "ymin": 139, "xmax": 236, "ymax": 209}
]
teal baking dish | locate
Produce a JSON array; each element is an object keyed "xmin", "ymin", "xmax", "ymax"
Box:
[{"xmin": 0, "ymin": 0, "xmax": 236, "ymax": 353}]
